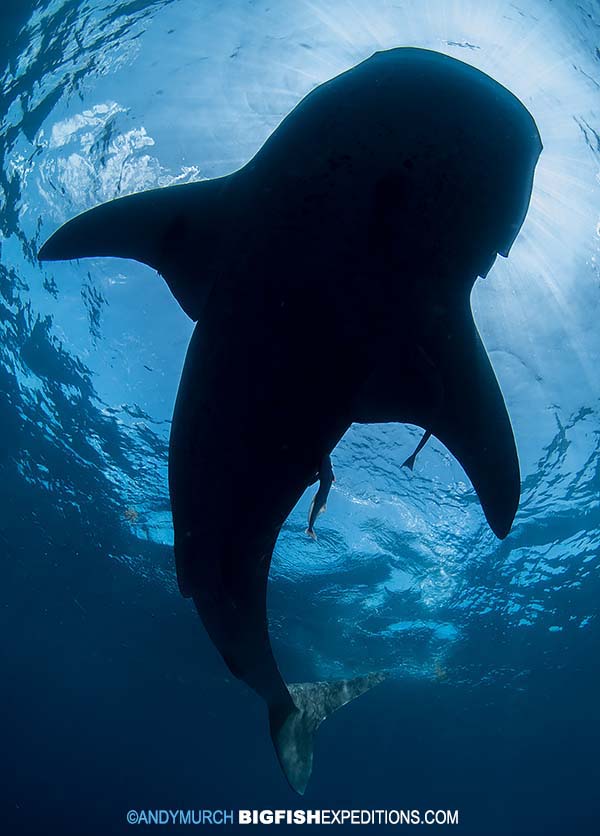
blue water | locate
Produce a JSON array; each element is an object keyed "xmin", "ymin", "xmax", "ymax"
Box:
[{"xmin": 1, "ymin": 1, "xmax": 599, "ymax": 833}]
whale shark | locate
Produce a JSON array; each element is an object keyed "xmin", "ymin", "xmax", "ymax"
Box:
[{"xmin": 39, "ymin": 47, "xmax": 542, "ymax": 794}]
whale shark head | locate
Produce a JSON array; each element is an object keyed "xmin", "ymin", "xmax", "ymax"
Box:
[{"xmin": 237, "ymin": 48, "xmax": 542, "ymax": 294}]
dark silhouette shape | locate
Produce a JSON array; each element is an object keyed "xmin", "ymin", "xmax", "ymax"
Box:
[
  {"xmin": 306, "ymin": 454, "xmax": 335, "ymax": 539},
  {"xmin": 402, "ymin": 428, "xmax": 432, "ymax": 471},
  {"xmin": 39, "ymin": 47, "xmax": 542, "ymax": 793}
]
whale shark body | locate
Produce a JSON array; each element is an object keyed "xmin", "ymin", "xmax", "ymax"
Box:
[{"xmin": 39, "ymin": 48, "xmax": 542, "ymax": 793}]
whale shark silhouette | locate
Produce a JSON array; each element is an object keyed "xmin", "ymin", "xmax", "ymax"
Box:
[{"xmin": 39, "ymin": 48, "xmax": 542, "ymax": 794}]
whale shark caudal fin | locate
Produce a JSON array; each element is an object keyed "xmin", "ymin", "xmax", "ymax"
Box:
[
  {"xmin": 269, "ymin": 673, "xmax": 385, "ymax": 795},
  {"xmin": 38, "ymin": 178, "xmax": 229, "ymax": 321}
]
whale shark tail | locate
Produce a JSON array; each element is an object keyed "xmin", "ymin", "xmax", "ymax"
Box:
[{"xmin": 269, "ymin": 673, "xmax": 386, "ymax": 794}]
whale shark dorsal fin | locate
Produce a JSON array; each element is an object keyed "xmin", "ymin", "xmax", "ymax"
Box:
[{"xmin": 38, "ymin": 177, "xmax": 229, "ymax": 321}]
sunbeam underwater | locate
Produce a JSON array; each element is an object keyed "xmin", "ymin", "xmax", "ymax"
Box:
[{"xmin": 1, "ymin": 1, "xmax": 599, "ymax": 834}]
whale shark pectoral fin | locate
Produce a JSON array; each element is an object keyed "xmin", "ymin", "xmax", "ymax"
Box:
[
  {"xmin": 38, "ymin": 177, "xmax": 229, "ymax": 320},
  {"xmin": 270, "ymin": 673, "xmax": 386, "ymax": 795},
  {"xmin": 431, "ymin": 310, "xmax": 520, "ymax": 539}
]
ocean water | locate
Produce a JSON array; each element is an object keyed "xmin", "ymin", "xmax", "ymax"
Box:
[{"xmin": 1, "ymin": 1, "xmax": 599, "ymax": 833}]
